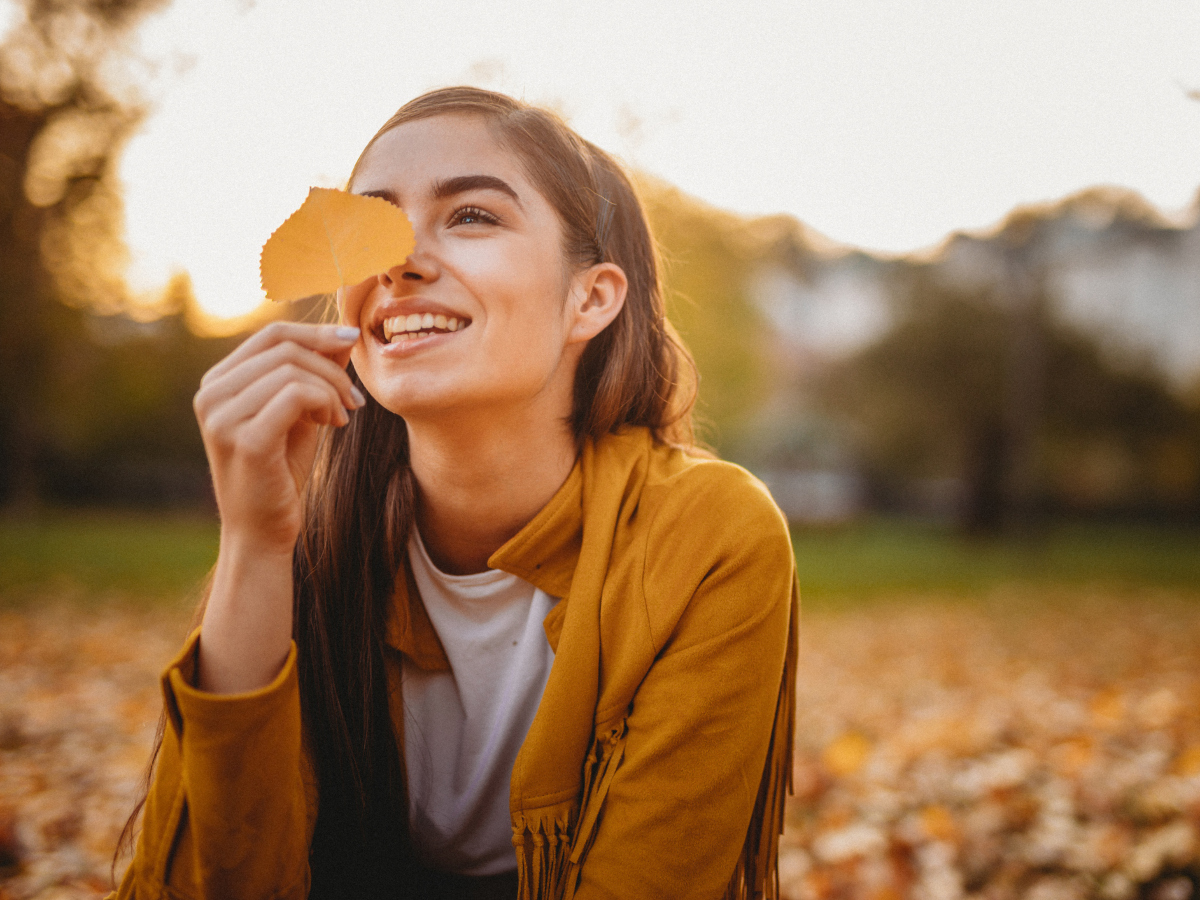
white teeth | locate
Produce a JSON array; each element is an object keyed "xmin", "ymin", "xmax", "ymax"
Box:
[{"xmin": 381, "ymin": 313, "xmax": 467, "ymax": 342}]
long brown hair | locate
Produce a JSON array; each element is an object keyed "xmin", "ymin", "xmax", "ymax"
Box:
[{"xmin": 121, "ymin": 87, "xmax": 699, "ymax": 896}]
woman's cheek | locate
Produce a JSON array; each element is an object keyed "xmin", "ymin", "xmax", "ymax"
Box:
[
  {"xmin": 338, "ymin": 280, "xmax": 372, "ymax": 328},
  {"xmin": 349, "ymin": 344, "xmax": 372, "ymax": 389}
]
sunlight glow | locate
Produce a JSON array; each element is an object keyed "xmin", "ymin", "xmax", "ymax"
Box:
[{"xmin": 111, "ymin": 0, "xmax": 1200, "ymax": 320}]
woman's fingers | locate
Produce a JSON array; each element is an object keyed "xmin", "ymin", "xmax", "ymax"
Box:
[
  {"xmin": 198, "ymin": 336, "xmax": 364, "ymax": 417},
  {"xmin": 193, "ymin": 321, "xmax": 367, "ymax": 547},
  {"xmin": 252, "ymin": 381, "xmax": 348, "ymax": 454},
  {"xmin": 202, "ymin": 364, "xmax": 350, "ymax": 449},
  {"xmin": 201, "ymin": 321, "xmax": 360, "ymax": 388}
]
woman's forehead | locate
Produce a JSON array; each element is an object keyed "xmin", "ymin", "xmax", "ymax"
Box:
[{"xmin": 350, "ymin": 115, "xmax": 531, "ymax": 199}]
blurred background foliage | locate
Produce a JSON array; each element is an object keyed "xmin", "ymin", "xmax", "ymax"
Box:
[
  {"xmin": 0, "ymin": 0, "xmax": 240, "ymax": 510},
  {"xmin": 0, "ymin": 0, "xmax": 1197, "ymax": 573}
]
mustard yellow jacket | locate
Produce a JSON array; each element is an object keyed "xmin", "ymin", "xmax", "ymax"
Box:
[{"xmin": 114, "ymin": 427, "xmax": 800, "ymax": 900}]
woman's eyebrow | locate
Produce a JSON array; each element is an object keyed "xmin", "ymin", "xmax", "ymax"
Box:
[
  {"xmin": 359, "ymin": 188, "xmax": 401, "ymax": 206},
  {"xmin": 432, "ymin": 174, "xmax": 522, "ymax": 207}
]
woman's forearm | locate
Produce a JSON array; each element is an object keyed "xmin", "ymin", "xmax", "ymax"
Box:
[{"xmin": 197, "ymin": 533, "xmax": 296, "ymax": 694}]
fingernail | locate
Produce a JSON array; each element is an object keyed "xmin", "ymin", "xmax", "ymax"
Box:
[
  {"xmin": 350, "ymin": 386, "xmax": 366, "ymax": 408},
  {"xmin": 336, "ymin": 326, "xmax": 360, "ymax": 341}
]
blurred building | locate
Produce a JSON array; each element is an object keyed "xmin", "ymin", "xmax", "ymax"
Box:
[
  {"xmin": 937, "ymin": 187, "xmax": 1200, "ymax": 391},
  {"xmin": 754, "ymin": 186, "xmax": 1200, "ymax": 392},
  {"xmin": 741, "ymin": 187, "xmax": 1200, "ymax": 526}
]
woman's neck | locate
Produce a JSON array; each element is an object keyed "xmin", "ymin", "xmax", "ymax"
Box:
[{"xmin": 407, "ymin": 415, "xmax": 578, "ymax": 575}]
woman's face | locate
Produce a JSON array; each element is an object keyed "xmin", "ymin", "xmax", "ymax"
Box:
[{"xmin": 342, "ymin": 114, "xmax": 594, "ymax": 428}]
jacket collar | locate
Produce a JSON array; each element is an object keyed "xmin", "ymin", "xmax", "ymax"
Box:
[{"xmin": 384, "ymin": 451, "xmax": 585, "ymax": 667}]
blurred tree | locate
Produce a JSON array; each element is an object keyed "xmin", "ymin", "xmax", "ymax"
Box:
[
  {"xmin": 638, "ymin": 177, "xmax": 774, "ymax": 451},
  {"xmin": 818, "ymin": 271, "xmax": 1199, "ymax": 530},
  {"xmin": 0, "ymin": 0, "xmax": 182, "ymax": 506},
  {"xmin": 38, "ymin": 273, "xmax": 240, "ymax": 505}
]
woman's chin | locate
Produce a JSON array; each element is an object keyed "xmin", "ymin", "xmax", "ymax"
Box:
[
  {"xmin": 353, "ymin": 360, "xmax": 468, "ymax": 419},
  {"xmin": 363, "ymin": 382, "xmax": 475, "ymax": 423},
  {"xmin": 366, "ymin": 390, "xmax": 441, "ymax": 421}
]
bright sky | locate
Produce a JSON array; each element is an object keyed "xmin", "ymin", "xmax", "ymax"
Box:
[{"xmin": 110, "ymin": 0, "xmax": 1200, "ymax": 320}]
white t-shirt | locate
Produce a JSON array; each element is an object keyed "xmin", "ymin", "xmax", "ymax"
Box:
[{"xmin": 402, "ymin": 529, "xmax": 558, "ymax": 876}]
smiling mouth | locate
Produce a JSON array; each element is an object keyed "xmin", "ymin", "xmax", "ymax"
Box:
[{"xmin": 381, "ymin": 313, "xmax": 470, "ymax": 344}]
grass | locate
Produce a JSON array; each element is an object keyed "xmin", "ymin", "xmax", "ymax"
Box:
[
  {"xmin": 1, "ymin": 510, "xmax": 1196, "ymax": 608},
  {"xmin": 792, "ymin": 517, "xmax": 1200, "ymax": 607},
  {"xmin": 0, "ymin": 509, "xmax": 219, "ymax": 605}
]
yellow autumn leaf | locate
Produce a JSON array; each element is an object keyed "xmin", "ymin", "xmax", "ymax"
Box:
[
  {"xmin": 822, "ymin": 731, "xmax": 872, "ymax": 777},
  {"xmin": 1090, "ymin": 687, "xmax": 1126, "ymax": 728},
  {"xmin": 919, "ymin": 804, "xmax": 960, "ymax": 843},
  {"xmin": 259, "ymin": 187, "xmax": 415, "ymax": 302},
  {"xmin": 1051, "ymin": 736, "xmax": 1095, "ymax": 776},
  {"xmin": 1175, "ymin": 745, "xmax": 1200, "ymax": 777}
]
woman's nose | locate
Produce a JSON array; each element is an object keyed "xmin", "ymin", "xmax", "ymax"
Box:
[{"xmin": 380, "ymin": 246, "xmax": 437, "ymax": 286}]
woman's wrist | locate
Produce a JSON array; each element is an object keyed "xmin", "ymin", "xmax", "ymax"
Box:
[
  {"xmin": 213, "ymin": 528, "xmax": 295, "ymax": 564},
  {"xmin": 197, "ymin": 534, "xmax": 297, "ymax": 694}
]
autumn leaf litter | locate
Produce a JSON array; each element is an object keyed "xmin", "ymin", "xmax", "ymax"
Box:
[{"xmin": 2, "ymin": 591, "xmax": 1199, "ymax": 899}]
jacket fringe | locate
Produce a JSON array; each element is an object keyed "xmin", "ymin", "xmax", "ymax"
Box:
[
  {"xmin": 513, "ymin": 806, "xmax": 571, "ymax": 900},
  {"xmin": 514, "ymin": 586, "xmax": 798, "ymax": 900},
  {"xmin": 725, "ymin": 587, "xmax": 799, "ymax": 900},
  {"xmin": 515, "ymin": 723, "xmax": 628, "ymax": 900}
]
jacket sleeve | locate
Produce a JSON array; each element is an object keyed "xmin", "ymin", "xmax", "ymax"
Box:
[
  {"xmin": 571, "ymin": 468, "xmax": 798, "ymax": 900},
  {"xmin": 112, "ymin": 630, "xmax": 314, "ymax": 900}
]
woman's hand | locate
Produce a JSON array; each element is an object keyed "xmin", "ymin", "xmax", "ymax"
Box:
[
  {"xmin": 192, "ymin": 322, "xmax": 364, "ymax": 693},
  {"xmin": 194, "ymin": 322, "xmax": 364, "ymax": 554}
]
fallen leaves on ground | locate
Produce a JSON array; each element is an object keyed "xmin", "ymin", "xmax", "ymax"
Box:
[
  {"xmin": 781, "ymin": 590, "xmax": 1200, "ymax": 900},
  {"xmin": 0, "ymin": 602, "xmax": 190, "ymax": 899},
  {"xmin": 2, "ymin": 591, "xmax": 1198, "ymax": 899}
]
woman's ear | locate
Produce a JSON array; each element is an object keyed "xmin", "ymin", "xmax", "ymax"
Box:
[{"xmin": 567, "ymin": 263, "xmax": 627, "ymax": 345}]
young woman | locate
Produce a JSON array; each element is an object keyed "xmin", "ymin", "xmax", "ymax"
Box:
[{"xmin": 114, "ymin": 87, "xmax": 799, "ymax": 900}]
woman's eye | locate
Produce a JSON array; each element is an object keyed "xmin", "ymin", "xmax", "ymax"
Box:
[{"xmin": 451, "ymin": 206, "xmax": 498, "ymax": 227}]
